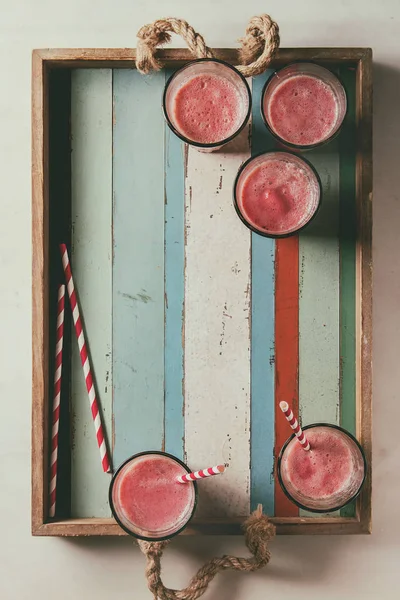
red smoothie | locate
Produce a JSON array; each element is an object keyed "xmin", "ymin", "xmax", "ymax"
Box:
[
  {"xmin": 279, "ymin": 426, "xmax": 365, "ymax": 511},
  {"xmin": 283, "ymin": 427, "xmax": 352, "ymax": 499},
  {"xmin": 235, "ymin": 152, "xmax": 320, "ymax": 236},
  {"xmin": 110, "ymin": 453, "xmax": 196, "ymax": 539},
  {"xmin": 172, "ymin": 74, "xmax": 242, "ymax": 144},
  {"xmin": 265, "ymin": 74, "xmax": 339, "ymax": 146}
]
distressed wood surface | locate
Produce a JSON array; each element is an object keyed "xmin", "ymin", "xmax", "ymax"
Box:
[
  {"xmin": 184, "ymin": 125, "xmax": 252, "ymax": 518},
  {"xmin": 112, "ymin": 70, "xmax": 166, "ymax": 468},
  {"xmin": 70, "ymin": 70, "xmax": 113, "ymax": 516},
  {"xmin": 33, "ymin": 514, "xmax": 363, "ymax": 537},
  {"xmin": 357, "ymin": 50, "xmax": 373, "ymax": 533},
  {"xmin": 298, "ymin": 141, "xmax": 341, "ymax": 518},
  {"xmin": 32, "ymin": 50, "xmax": 49, "ymax": 533},
  {"xmin": 32, "ymin": 49, "xmax": 372, "ymax": 535},
  {"xmin": 164, "ymin": 69, "xmax": 186, "ymax": 460},
  {"xmin": 33, "ymin": 47, "xmax": 372, "ymax": 70},
  {"xmin": 299, "ymin": 143, "xmax": 340, "ymax": 427},
  {"xmin": 274, "ymin": 236, "xmax": 300, "ymax": 517},
  {"xmin": 249, "ymin": 72, "xmax": 275, "ymax": 515}
]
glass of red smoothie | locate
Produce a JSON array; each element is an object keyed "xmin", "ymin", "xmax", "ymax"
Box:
[
  {"xmin": 163, "ymin": 58, "xmax": 251, "ymax": 152},
  {"xmin": 234, "ymin": 151, "xmax": 321, "ymax": 237},
  {"xmin": 277, "ymin": 424, "xmax": 366, "ymax": 512},
  {"xmin": 109, "ymin": 451, "xmax": 197, "ymax": 540},
  {"xmin": 262, "ymin": 62, "xmax": 347, "ymax": 149}
]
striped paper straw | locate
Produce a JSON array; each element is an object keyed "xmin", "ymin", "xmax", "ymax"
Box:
[
  {"xmin": 177, "ymin": 465, "xmax": 226, "ymax": 484},
  {"xmin": 49, "ymin": 284, "xmax": 65, "ymax": 517},
  {"xmin": 60, "ymin": 243, "xmax": 111, "ymax": 473},
  {"xmin": 279, "ymin": 401, "xmax": 310, "ymax": 451}
]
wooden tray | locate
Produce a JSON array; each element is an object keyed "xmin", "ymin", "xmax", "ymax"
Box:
[{"xmin": 32, "ymin": 47, "xmax": 372, "ymax": 536}]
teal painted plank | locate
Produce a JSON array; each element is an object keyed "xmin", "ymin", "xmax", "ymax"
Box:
[
  {"xmin": 164, "ymin": 68, "xmax": 185, "ymax": 460},
  {"xmin": 299, "ymin": 141, "xmax": 340, "ymax": 426},
  {"xmin": 250, "ymin": 71, "xmax": 276, "ymax": 515},
  {"xmin": 339, "ymin": 67, "xmax": 357, "ymax": 518},
  {"xmin": 70, "ymin": 69, "xmax": 113, "ymax": 517},
  {"xmin": 113, "ymin": 70, "xmax": 165, "ymax": 468},
  {"xmin": 298, "ymin": 139, "xmax": 341, "ymax": 518}
]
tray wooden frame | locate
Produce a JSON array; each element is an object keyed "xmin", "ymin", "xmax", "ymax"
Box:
[{"xmin": 32, "ymin": 47, "xmax": 372, "ymax": 536}]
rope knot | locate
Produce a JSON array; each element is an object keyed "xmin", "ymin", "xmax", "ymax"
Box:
[{"xmin": 137, "ymin": 23, "xmax": 171, "ymax": 46}]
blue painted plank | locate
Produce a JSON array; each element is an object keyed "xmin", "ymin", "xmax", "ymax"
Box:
[
  {"xmin": 112, "ymin": 70, "xmax": 165, "ymax": 468},
  {"xmin": 250, "ymin": 71, "xmax": 276, "ymax": 515},
  {"xmin": 164, "ymin": 68, "xmax": 185, "ymax": 460}
]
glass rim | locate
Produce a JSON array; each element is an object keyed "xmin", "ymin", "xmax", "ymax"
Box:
[
  {"xmin": 162, "ymin": 57, "xmax": 252, "ymax": 148},
  {"xmin": 232, "ymin": 149, "xmax": 323, "ymax": 239},
  {"xmin": 261, "ymin": 61, "xmax": 348, "ymax": 150},
  {"xmin": 277, "ymin": 423, "xmax": 367, "ymax": 513},
  {"xmin": 109, "ymin": 450, "xmax": 198, "ymax": 541}
]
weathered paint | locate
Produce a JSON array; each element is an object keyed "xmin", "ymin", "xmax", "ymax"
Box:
[
  {"xmin": 164, "ymin": 69, "xmax": 185, "ymax": 460},
  {"xmin": 298, "ymin": 143, "xmax": 340, "ymax": 427},
  {"xmin": 70, "ymin": 69, "xmax": 113, "ymax": 517},
  {"xmin": 66, "ymin": 64, "xmax": 359, "ymax": 525},
  {"xmin": 112, "ymin": 70, "xmax": 165, "ymax": 468},
  {"xmin": 249, "ymin": 72, "xmax": 276, "ymax": 515},
  {"xmin": 184, "ymin": 124, "xmax": 252, "ymax": 518},
  {"xmin": 298, "ymin": 142, "xmax": 341, "ymax": 518},
  {"xmin": 274, "ymin": 236, "xmax": 300, "ymax": 517},
  {"xmin": 339, "ymin": 67, "xmax": 357, "ymax": 518}
]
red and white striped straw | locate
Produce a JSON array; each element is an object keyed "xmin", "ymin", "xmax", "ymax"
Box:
[
  {"xmin": 177, "ymin": 465, "xmax": 226, "ymax": 484},
  {"xmin": 60, "ymin": 244, "xmax": 111, "ymax": 473},
  {"xmin": 279, "ymin": 401, "xmax": 310, "ymax": 451},
  {"xmin": 49, "ymin": 284, "xmax": 65, "ymax": 517}
]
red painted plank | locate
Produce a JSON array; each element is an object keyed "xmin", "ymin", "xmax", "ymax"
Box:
[{"xmin": 274, "ymin": 236, "xmax": 300, "ymax": 516}]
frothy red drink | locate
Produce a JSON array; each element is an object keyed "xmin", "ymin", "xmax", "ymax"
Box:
[
  {"xmin": 164, "ymin": 59, "xmax": 251, "ymax": 149},
  {"xmin": 172, "ymin": 74, "xmax": 242, "ymax": 144},
  {"xmin": 279, "ymin": 425, "xmax": 365, "ymax": 512},
  {"xmin": 110, "ymin": 453, "xmax": 196, "ymax": 539},
  {"xmin": 235, "ymin": 152, "xmax": 320, "ymax": 237},
  {"xmin": 262, "ymin": 63, "xmax": 347, "ymax": 148},
  {"xmin": 266, "ymin": 75, "xmax": 338, "ymax": 146}
]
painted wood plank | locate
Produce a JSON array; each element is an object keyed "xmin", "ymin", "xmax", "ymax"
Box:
[
  {"xmin": 184, "ymin": 123, "xmax": 252, "ymax": 518},
  {"xmin": 298, "ymin": 141, "xmax": 341, "ymax": 518},
  {"xmin": 299, "ymin": 144, "xmax": 340, "ymax": 426},
  {"xmin": 112, "ymin": 70, "xmax": 165, "ymax": 468},
  {"xmin": 70, "ymin": 69, "xmax": 112, "ymax": 517},
  {"xmin": 250, "ymin": 72, "xmax": 276, "ymax": 516},
  {"xmin": 164, "ymin": 68, "xmax": 185, "ymax": 460},
  {"xmin": 338, "ymin": 67, "xmax": 357, "ymax": 518},
  {"xmin": 274, "ymin": 236, "xmax": 300, "ymax": 517}
]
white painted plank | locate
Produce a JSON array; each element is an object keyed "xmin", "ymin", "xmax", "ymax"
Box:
[
  {"xmin": 70, "ymin": 69, "xmax": 112, "ymax": 517},
  {"xmin": 184, "ymin": 122, "xmax": 252, "ymax": 518}
]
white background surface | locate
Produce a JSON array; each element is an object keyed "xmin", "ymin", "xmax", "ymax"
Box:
[{"xmin": 0, "ymin": 0, "xmax": 397, "ymax": 598}]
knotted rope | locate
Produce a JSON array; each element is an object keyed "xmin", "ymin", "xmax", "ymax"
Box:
[
  {"xmin": 136, "ymin": 15, "xmax": 280, "ymax": 77},
  {"xmin": 137, "ymin": 505, "xmax": 275, "ymax": 600}
]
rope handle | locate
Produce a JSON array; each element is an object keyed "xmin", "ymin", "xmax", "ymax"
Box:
[
  {"xmin": 136, "ymin": 15, "xmax": 280, "ymax": 77},
  {"xmin": 138, "ymin": 505, "xmax": 275, "ymax": 600}
]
